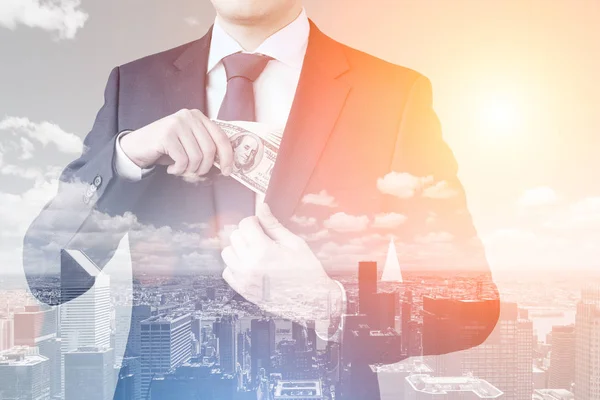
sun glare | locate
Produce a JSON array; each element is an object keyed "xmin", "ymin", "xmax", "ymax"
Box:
[{"xmin": 479, "ymin": 93, "xmax": 522, "ymax": 137}]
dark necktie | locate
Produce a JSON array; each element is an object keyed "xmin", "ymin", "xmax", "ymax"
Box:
[{"xmin": 213, "ymin": 52, "xmax": 272, "ymax": 240}]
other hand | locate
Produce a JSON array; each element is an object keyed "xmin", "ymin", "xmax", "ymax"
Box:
[{"xmin": 221, "ymin": 203, "xmax": 339, "ymax": 321}]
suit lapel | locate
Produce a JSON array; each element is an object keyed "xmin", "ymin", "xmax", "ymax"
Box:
[
  {"xmin": 167, "ymin": 27, "xmax": 213, "ymax": 115},
  {"xmin": 162, "ymin": 23, "xmax": 351, "ymax": 227},
  {"xmin": 265, "ymin": 21, "xmax": 351, "ymax": 223}
]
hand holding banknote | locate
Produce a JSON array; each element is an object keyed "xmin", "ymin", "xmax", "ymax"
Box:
[
  {"xmin": 119, "ymin": 109, "xmax": 280, "ymax": 195},
  {"xmin": 119, "ymin": 109, "xmax": 235, "ymax": 176}
]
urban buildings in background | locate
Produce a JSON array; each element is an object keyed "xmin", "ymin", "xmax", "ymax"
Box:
[
  {"xmin": 0, "ymin": 249, "xmax": 593, "ymax": 399},
  {"xmin": 574, "ymin": 286, "xmax": 600, "ymax": 400}
]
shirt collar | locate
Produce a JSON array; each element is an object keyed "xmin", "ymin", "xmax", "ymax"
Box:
[{"xmin": 207, "ymin": 8, "xmax": 309, "ymax": 73}]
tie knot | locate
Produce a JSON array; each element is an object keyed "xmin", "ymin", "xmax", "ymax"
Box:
[{"xmin": 222, "ymin": 53, "xmax": 272, "ymax": 83}]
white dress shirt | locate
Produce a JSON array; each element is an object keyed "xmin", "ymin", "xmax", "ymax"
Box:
[{"xmin": 114, "ymin": 8, "xmax": 310, "ymax": 209}]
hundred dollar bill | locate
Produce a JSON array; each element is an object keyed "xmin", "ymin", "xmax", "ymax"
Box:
[{"xmin": 211, "ymin": 120, "xmax": 282, "ymax": 195}]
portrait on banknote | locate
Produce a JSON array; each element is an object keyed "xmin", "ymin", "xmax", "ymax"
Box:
[{"xmin": 231, "ymin": 132, "xmax": 264, "ymax": 174}]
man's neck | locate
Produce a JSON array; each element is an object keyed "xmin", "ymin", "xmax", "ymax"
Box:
[{"xmin": 216, "ymin": 7, "xmax": 303, "ymax": 52}]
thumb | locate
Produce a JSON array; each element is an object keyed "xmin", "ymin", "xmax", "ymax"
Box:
[{"xmin": 256, "ymin": 202, "xmax": 294, "ymax": 242}]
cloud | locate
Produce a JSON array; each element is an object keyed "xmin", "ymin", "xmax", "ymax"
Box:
[
  {"xmin": 1, "ymin": 164, "xmax": 47, "ymax": 180},
  {"xmin": 300, "ymin": 229, "xmax": 329, "ymax": 242},
  {"xmin": 544, "ymin": 197, "xmax": 600, "ymax": 231},
  {"xmin": 290, "ymin": 215, "xmax": 317, "ymax": 227},
  {"xmin": 372, "ymin": 212, "xmax": 407, "ymax": 229},
  {"xmin": 422, "ymin": 181, "xmax": 458, "ymax": 199},
  {"xmin": 518, "ymin": 187, "xmax": 558, "ymax": 208},
  {"xmin": 426, "ymin": 212, "xmax": 437, "ymax": 225},
  {"xmin": 0, "ymin": 182, "xmax": 55, "ymax": 241},
  {"xmin": 316, "ymin": 239, "xmax": 391, "ymax": 270},
  {"xmin": 0, "ymin": 117, "xmax": 81, "ymax": 181},
  {"xmin": 0, "ymin": 0, "xmax": 88, "ymax": 39},
  {"xmin": 415, "ymin": 231, "xmax": 454, "ymax": 244},
  {"xmin": 301, "ymin": 190, "xmax": 338, "ymax": 207},
  {"xmin": 377, "ymin": 172, "xmax": 433, "ymax": 198},
  {"xmin": 19, "ymin": 137, "xmax": 35, "ymax": 160},
  {"xmin": 323, "ymin": 212, "xmax": 369, "ymax": 233},
  {"xmin": 484, "ymin": 229, "xmax": 537, "ymax": 243},
  {"xmin": 317, "ymin": 241, "xmax": 370, "ymax": 262},
  {"xmin": 0, "ymin": 117, "xmax": 83, "ymax": 154},
  {"xmin": 348, "ymin": 233, "xmax": 391, "ymax": 246}
]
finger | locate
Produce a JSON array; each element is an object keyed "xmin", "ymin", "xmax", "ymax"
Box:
[
  {"xmin": 176, "ymin": 128, "xmax": 203, "ymax": 175},
  {"xmin": 222, "ymin": 267, "xmax": 247, "ymax": 300},
  {"xmin": 229, "ymin": 229, "xmax": 249, "ymax": 260},
  {"xmin": 155, "ymin": 154, "xmax": 175, "ymax": 166},
  {"xmin": 202, "ymin": 117, "xmax": 234, "ymax": 176},
  {"xmin": 256, "ymin": 202, "xmax": 297, "ymax": 243},
  {"xmin": 188, "ymin": 110, "xmax": 218, "ymax": 175},
  {"xmin": 238, "ymin": 216, "xmax": 271, "ymax": 246},
  {"xmin": 164, "ymin": 136, "xmax": 188, "ymax": 175},
  {"xmin": 221, "ymin": 246, "xmax": 241, "ymax": 272},
  {"xmin": 222, "ymin": 267, "xmax": 238, "ymax": 289}
]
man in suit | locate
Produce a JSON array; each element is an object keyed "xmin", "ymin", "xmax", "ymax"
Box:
[{"xmin": 23, "ymin": 0, "xmax": 500, "ymax": 399}]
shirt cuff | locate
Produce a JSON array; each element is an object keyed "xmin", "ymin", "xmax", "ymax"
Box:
[{"xmin": 114, "ymin": 130, "xmax": 155, "ymax": 181}]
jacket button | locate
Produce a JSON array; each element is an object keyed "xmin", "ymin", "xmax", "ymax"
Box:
[
  {"xmin": 93, "ymin": 175, "xmax": 102, "ymax": 187},
  {"xmin": 83, "ymin": 195, "xmax": 90, "ymax": 204}
]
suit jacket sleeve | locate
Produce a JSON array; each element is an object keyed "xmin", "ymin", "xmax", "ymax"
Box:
[
  {"xmin": 23, "ymin": 67, "xmax": 155, "ymax": 305},
  {"xmin": 382, "ymin": 74, "xmax": 500, "ymax": 361}
]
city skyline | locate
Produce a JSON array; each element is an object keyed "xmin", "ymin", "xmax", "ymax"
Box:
[{"xmin": 1, "ymin": 251, "xmax": 592, "ymax": 399}]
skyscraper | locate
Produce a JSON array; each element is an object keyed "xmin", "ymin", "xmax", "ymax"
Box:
[
  {"xmin": 115, "ymin": 304, "xmax": 153, "ymax": 358},
  {"xmin": 358, "ymin": 261, "xmax": 377, "ymax": 317},
  {"xmin": 217, "ymin": 315, "xmax": 238, "ymax": 374},
  {"xmin": 237, "ymin": 331, "xmax": 248, "ymax": 372},
  {"xmin": 13, "ymin": 305, "xmax": 60, "ymax": 398},
  {"xmin": 575, "ymin": 286, "xmax": 600, "ymax": 400},
  {"xmin": 548, "ymin": 325, "xmax": 575, "ymax": 391},
  {"xmin": 517, "ymin": 319, "xmax": 534, "ymax": 400},
  {"xmin": 150, "ymin": 359, "xmax": 237, "ymax": 400},
  {"xmin": 380, "ymin": 238, "xmax": 402, "ymax": 283},
  {"xmin": 401, "ymin": 289, "xmax": 413, "ymax": 355},
  {"xmin": 374, "ymin": 291, "xmax": 397, "ymax": 330},
  {"xmin": 0, "ymin": 346, "xmax": 50, "ymax": 400},
  {"xmin": 423, "ymin": 299, "xmax": 530, "ymax": 399},
  {"xmin": 64, "ymin": 346, "xmax": 114, "ymax": 400},
  {"xmin": 140, "ymin": 313, "xmax": 192, "ymax": 398},
  {"xmin": 292, "ymin": 322, "xmax": 308, "ymax": 351},
  {"xmin": 0, "ymin": 318, "xmax": 14, "ymax": 351},
  {"xmin": 191, "ymin": 316, "xmax": 202, "ymax": 342},
  {"xmin": 465, "ymin": 303, "xmax": 533, "ymax": 400},
  {"xmin": 60, "ymin": 249, "xmax": 111, "ymax": 396},
  {"xmin": 114, "ymin": 356, "xmax": 141, "ymax": 400},
  {"xmin": 251, "ymin": 318, "xmax": 275, "ymax": 385},
  {"xmin": 13, "ymin": 305, "xmax": 57, "ymax": 346},
  {"xmin": 422, "ymin": 296, "xmax": 499, "ymax": 374}
]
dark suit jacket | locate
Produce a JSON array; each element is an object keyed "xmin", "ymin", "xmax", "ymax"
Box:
[{"xmin": 23, "ymin": 20, "xmax": 499, "ymax": 399}]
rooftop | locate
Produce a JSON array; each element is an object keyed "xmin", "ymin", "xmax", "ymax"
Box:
[
  {"xmin": 141, "ymin": 313, "xmax": 191, "ymax": 324},
  {"xmin": 371, "ymin": 359, "xmax": 433, "ymax": 374},
  {"xmin": 274, "ymin": 379, "xmax": 323, "ymax": 398},
  {"xmin": 405, "ymin": 374, "xmax": 503, "ymax": 399},
  {"xmin": 533, "ymin": 389, "xmax": 575, "ymax": 400}
]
